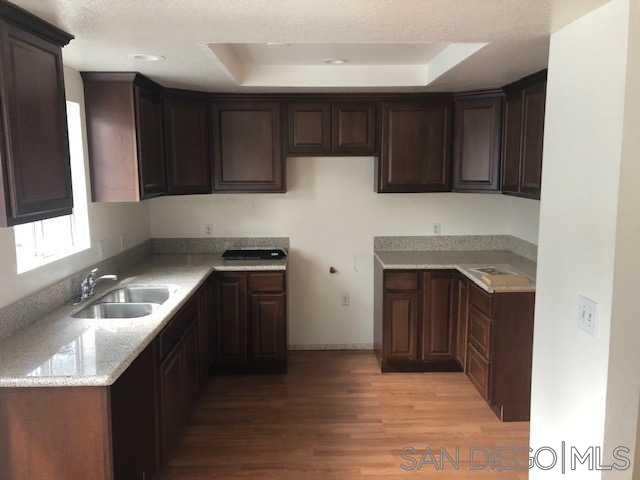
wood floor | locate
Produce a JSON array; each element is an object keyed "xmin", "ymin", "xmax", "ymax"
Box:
[{"xmin": 163, "ymin": 351, "xmax": 529, "ymax": 479}]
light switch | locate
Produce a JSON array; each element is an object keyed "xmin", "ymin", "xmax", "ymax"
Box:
[{"xmin": 578, "ymin": 295, "xmax": 597, "ymax": 335}]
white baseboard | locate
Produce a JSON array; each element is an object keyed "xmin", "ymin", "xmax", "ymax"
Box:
[{"xmin": 288, "ymin": 343, "xmax": 374, "ymax": 351}]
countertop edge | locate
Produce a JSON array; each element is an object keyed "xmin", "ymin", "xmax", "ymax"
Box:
[{"xmin": 373, "ymin": 252, "xmax": 536, "ymax": 294}]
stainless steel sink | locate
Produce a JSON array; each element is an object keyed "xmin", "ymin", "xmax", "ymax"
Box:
[
  {"xmin": 72, "ymin": 303, "xmax": 154, "ymax": 319},
  {"xmin": 96, "ymin": 286, "xmax": 171, "ymax": 305},
  {"xmin": 71, "ymin": 284, "xmax": 175, "ymax": 319}
]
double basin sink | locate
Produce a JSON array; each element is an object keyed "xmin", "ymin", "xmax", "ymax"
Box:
[{"xmin": 72, "ymin": 285, "xmax": 174, "ymax": 319}]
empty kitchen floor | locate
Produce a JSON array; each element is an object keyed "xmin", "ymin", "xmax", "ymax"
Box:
[{"xmin": 163, "ymin": 351, "xmax": 529, "ymax": 479}]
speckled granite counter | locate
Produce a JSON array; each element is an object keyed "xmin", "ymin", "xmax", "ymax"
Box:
[
  {"xmin": 0, "ymin": 254, "xmax": 287, "ymax": 388},
  {"xmin": 375, "ymin": 250, "xmax": 536, "ymax": 293}
]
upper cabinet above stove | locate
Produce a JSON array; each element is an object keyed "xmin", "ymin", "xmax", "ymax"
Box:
[{"xmin": 0, "ymin": 2, "xmax": 74, "ymax": 226}]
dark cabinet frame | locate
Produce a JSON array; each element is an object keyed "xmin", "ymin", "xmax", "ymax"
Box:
[
  {"xmin": 0, "ymin": 3, "xmax": 74, "ymax": 226},
  {"xmin": 501, "ymin": 70, "xmax": 547, "ymax": 199},
  {"xmin": 452, "ymin": 91, "xmax": 503, "ymax": 192},
  {"xmin": 377, "ymin": 97, "xmax": 453, "ymax": 193},
  {"xmin": 164, "ymin": 89, "xmax": 212, "ymax": 195},
  {"xmin": 211, "ymin": 100, "xmax": 285, "ymax": 193}
]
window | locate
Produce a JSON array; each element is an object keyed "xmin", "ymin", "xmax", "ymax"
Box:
[{"xmin": 14, "ymin": 101, "xmax": 90, "ymax": 273}]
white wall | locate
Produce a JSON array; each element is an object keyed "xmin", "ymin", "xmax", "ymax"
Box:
[
  {"xmin": 602, "ymin": 0, "xmax": 640, "ymax": 477},
  {"xmin": 530, "ymin": 0, "xmax": 632, "ymax": 478},
  {"xmin": 150, "ymin": 156, "xmax": 539, "ymax": 347},
  {"xmin": 0, "ymin": 67, "xmax": 150, "ymax": 309}
]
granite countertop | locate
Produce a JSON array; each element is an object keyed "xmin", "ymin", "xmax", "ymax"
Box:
[
  {"xmin": 375, "ymin": 250, "xmax": 536, "ymax": 293},
  {"xmin": 0, "ymin": 254, "xmax": 287, "ymax": 388}
]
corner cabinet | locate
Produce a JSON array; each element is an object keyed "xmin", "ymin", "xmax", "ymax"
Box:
[
  {"xmin": 0, "ymin": 3, "xmax": 74, "ymax": 226},
  {"xmin": 164, "ymin": 89, "xmax": 211, "ymax": 195},
  {"xmin": 82, "ymin": 72, "xmax": 167, "ymax": 202},
  {"xmin": 377, "ymin": 97, "xmax": 452, "ymax": 193},
  {"xmin": 452, "ymin": 92, "xmax": 503, "ymax": 192},
  {"xmin": 502, "ymin": 70, "xmax": 547, "ymax": 199},
  {"xmin": 211, "ymin": 101, "xmax": 285, "ymax": 192}
]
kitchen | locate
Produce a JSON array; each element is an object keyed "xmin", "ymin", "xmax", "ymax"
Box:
[{"xmin": 0, "ymin": 1, "xmax": 638, "ymax": 479}]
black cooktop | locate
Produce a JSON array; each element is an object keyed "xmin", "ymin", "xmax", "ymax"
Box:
[{"xmin": 222, "ymin": 248, "xmax": 287, "ymax": 260}]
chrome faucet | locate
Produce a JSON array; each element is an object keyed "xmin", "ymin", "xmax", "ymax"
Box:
[{"xmin": 75, "ymin": 268, "xmax": 118, "ymax": 304}]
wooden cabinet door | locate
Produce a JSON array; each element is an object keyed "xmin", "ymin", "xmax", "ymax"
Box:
[
  {"xmin": 287, "ymin": 103, "xmax": 331, "ymax": 154},
  {"xmin": 378, "ymin": 99, "xmax": 451, "ymax": 192},
  {"xmin": 250, "ymin": 293, "xmax": 286, "ymax": 364},
  {"xmin": 520, "ymin": 82, "xmax": 546, "ymax": 199},
  {"xmin": 332, "ymin": 102, "xmax": 376, "ymax": 155},
  {"xmin": 217, "ymin": 273, "xmax": 248, "ymax": 367},
  {"xmin": 421, "ymin": 271, "xmax": 456, "ymax": 361},
  {"xmin": 183, "ymin": 322, "xmax": 200, "ymax": 405},
  {"xmin": 501, "ymin": 91, "xmax": 523, "ymax": 195},
  {"xmin": 197, "ymin": 277, "xmax": 216, "ymax": 383},
  {"xmin": 0, "ymin": 22, "xmax": 72, "ymax": 226},
  {"xmin": 453, "ymin": 94, "xmax": 502, "ymax": 192},
  {"xmin": 454, "ymin": 278, "xmax": 469, "ymax": 370},
  {"xmin": 111, "ymin": 343, "xmax": 158, "ymax": 480},
  {"xmin": 383, "ymin": 292, "xmax": 418, "ymax": 360},
  {"xmin": 212, "ymin": 101, "xmax": 284, "ymax": 192},
  {"xmin": 135, "ymin": 86, "xmax": 166, "ymax": 198},
  {"xmin": 164, "ymin": 92, "xmax": 211, "ymax": 194},
  {"xmin": 159, "ymin": 341, "xmax": 185, "ymax": 463}
]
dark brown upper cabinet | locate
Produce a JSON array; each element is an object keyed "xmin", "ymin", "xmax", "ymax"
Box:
[
  {"xmin": 82, "ymin": 72, "xmax": 167, "ymax": 202},
  {"xmin": 287, "ymin": 101, "xmax": 377, "ymax": 156},
  {"xmin": 377, "ymin": 97, "xmax": 452, "ymax": 193},
  {"xmin": 211, "ymin": 101, "xmax": 284, "ymax": 192},
  {"xmin": 164, "ymin": 90, "xmax": 211, "ymax": 195},
  {"xmin": 287, "ymin": 103, "xmax": 331, "ymax": 155},
  {"xmin": 332, "ymin": 102, "xmax": 377, "ymax": 155},
  {"xmin": 453, "ymin": 92, "xmax": 503, "ymax": 192},
  {"xmin": 502, "ymin": 70, "xmax": 547, "ymax": 200},
  {"xmin": 0, "ymin": 3, "xmax": 74, "ymax": 226}
]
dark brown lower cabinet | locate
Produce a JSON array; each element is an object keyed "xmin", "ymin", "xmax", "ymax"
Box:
[
  {"xmin": 375, "ymin": 265, "xmax": 535, "ymax": 422},
  {"xmin": 465, "ymin": 283, "xmax": 536, "ymax": 421},
  {"xmin": 215, "ymin": 271, "xmax": 287, "ymax": 373},
  {"xmin": 378, "ymin": 270, "xmax": 460, "ymax": 372}
]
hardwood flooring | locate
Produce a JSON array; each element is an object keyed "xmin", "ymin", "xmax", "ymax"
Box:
[{"xmin": 163, "ymin": 351, "xmax": 529, "ymax": 479}]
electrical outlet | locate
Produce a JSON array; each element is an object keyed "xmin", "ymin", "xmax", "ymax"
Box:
[
  {"xmin": 341, "ymin": 294, "xmax": 350, "ymax": 307},
  {"xmin": 433, "ymin": 223, "xmax": 442, "ymax": 235},
  {"xmin": 204, "ymin": 224, "xmax": 214, "ymax": 236},
  {"xmin": 578, "ymin": 295, "xmax": 597, "ymax": 335}
]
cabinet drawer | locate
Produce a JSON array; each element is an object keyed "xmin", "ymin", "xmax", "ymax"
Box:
[
  {"xmin": 248, "ymin": 272, "xmax": 285, "ymax": 293},
  {"xmin": 467, "ymin": 343, "xmax": 490, "ymax": 400},
  {"xmin": 469, "ymin": 283, "xmax": 492, "ymax": 316},
  {"xmin": 159, "ymin": 298, "xmax": 198, "ymax": 360},
  {"xmin": 468, "ymin": 306, "xmax": 491, "ymax": 359},
  {"xmin": 384, "ymin": 272, "xmax": 418, "ymax": 291}
]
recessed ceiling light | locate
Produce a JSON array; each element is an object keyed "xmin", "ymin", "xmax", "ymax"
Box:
[
  {"xmin": 265, "ymin": 42, "xmax": 289, "ymax": 46},
  {"xmin": 128, "ymin": 53, "xmax": 166, "ymax": 62},
  {"xmin": 324, "ymin": 58, "xmax": 347, "ymax": 65}
]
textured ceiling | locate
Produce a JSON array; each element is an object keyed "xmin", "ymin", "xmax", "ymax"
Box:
[{"xmin": 11, "ymin": 0, "xmax": 611, "ymax": 92}]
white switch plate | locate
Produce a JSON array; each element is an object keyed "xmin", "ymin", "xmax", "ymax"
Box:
[
  {"xmin": 341, "ymin": 294, "xmax": 350, "ymax": 307},
  {"xmin": 433, "ymin": 223, "xmax": 442, "ymax": 235},
  {"xmin": 204, "ymin": 224, "xmax": 214, "ymax": 236},
  {"xmin": 578, "ymin": 295, "xmax": 597, "ymax": 335}
]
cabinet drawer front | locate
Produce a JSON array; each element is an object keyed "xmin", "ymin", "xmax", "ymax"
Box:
[
  {"xmin": 469, "ymin": 283, "xmax": 492, "ymax": 316},
  {"xmin": 384, "ymin": 272, "xmax": 418, "ymax": 291},
  {"xmin": 468, "ymin": 306, "xmax": 491, "ymax": 359},
  {"xmin": 467, "ymin": 343, "xmax": 490, "ymax": 400},
  {"xmin": 159, "ymin": 299, "xmax": 198, "ymax": 360},
  {"xmin": 248, "ymin": 272, "xmax": 285, "ymax": 293}
]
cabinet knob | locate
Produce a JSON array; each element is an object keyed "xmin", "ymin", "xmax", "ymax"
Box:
[{"xmin": 329, "ymin": 266, "xmax": 337, "ymax": 274}]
